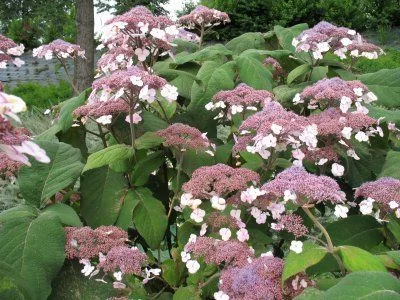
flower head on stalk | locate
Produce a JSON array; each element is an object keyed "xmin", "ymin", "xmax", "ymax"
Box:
[
  {"xmin": 98, "ymin": 6, "xmax": 178, "ymax": 67},
  {"xmin": 355, "ymin": 177, "xmax": 400, "ymax": 218},
  {"xmin": 156, "ymin": 123, "xmax": 214, "ymax": 154},
  {"xmin": 206, "ymin": 84, "xmax": 274, "ymax": 119},
  {"xmin": 0, "ymin": 34, "xmax": 25, "ymax": 68},
  {"xmin": 33, "ymin": 39, "xmax": 85, "ymax": 60},
  {"xmin": 233, "ymin": 101, "xmax": 315, "ymax": 160},
  {"xmin": 293, "ymin": 77, "xmax": 376, "ymax": 112},
  {"xmin": 293, "ymin": 21, "xmax": 382, "ymax": 60},
  {"xmin": 264, "ymin": 57, "xmax": 286, "ymax": 80}
]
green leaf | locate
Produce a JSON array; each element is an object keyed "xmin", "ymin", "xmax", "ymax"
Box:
[
  {"xmin": 182, "ymin": 150, "xmax": 215, "ymax": 175},
  {"xmin": 80, "ymin": 166, "xmax": 127, "ymax": 227},
  {"xmin": 326, "ymin": 215, "xmax": 384, "ymax": 250},
  {"xmin": 174, "ymin": 44, "xmax": 232, "ymax": 65},
  {"xmin": 226, "ymin": 32, "xmax": 266, "ymax": 55},
  {"xmin": 274, "ymin": 24, "xmax": 308, "ymax": 52},
  {"xmin": 379, "ymin": 151, "xmax": 400, "ymax": 179},
  {"xmin": 134, "ymin": 132, "xmax": 164, "ymax": 150},
  {"xmin": 387, "ymin": 251, "xmax": 400, "ymax": 266},
  {"xmin": 58, "ymin": 89, "xmax": 90, "ymax": 132},
  {"xmin": 132, "ymin": 151, "xmax": 164, "ymax": 186},
  {"xmin": 282, "ymin": 241, "xmax": 328, "ymax": 283},
  {"xmin": 296, "ymin": 271, "xmax": 400, "ymax": 299},
  {"xmin": 310, "ymin": 66, "xmax": 328, "ymax": 82},
  {"xmin": 18, "ymin": 141, "xmax": 83, "ymax": 208},
  {"xmin": 367, "ymin": 105, "xmax": 400, "ymax": 126},
  {"xmin": 273, "ymin": 82, "xmax": 310, "ymax": 106},
  {"xmin": 42, "ymin": 203, "xmax": 82, "ymax": 227},
  {"xmin": 131, "ymin": 188, "xmax": 168, "ymax": 249},
  {"xmin": 173, "ymin": 286, "xmax": 200, "ymax": 300},
  {"xmin": 387, "ymin": 214, "xmax": 400, "ymax": 242},
  {"xmin": 114, "ymin": 190, "xmax": 140, "ymax": 230},
  {"xmin": 83, "ymin": 144, "xmax": 134, "ymax": 172},
  {"xmin": 358, "ymin": 68, "xmax": 400, "ymax": 109},
  {"xmin": 236, "ymin": 54, "xmax": 273, "ymax": 90},
  {"xmin": 0, "ymin": 261, "xmax": 33, "ymax": 300},
  {"xmin": 287, "ymin": 64, "xmax": 311, "ymax": 84},
  {"xmin": 162, "ymin": 259, "xmax": 184, "ymax": 287},
  {"xmin": 0, "ymin": 205, "xmax": 65, "ymax": 300},
  {"xmin": 138, "ymin": 110, "xmax": 169, "ymax": 132},
  {"xmin": 338, "ymin": 246, "xmax": 386, "ymax": 272}
]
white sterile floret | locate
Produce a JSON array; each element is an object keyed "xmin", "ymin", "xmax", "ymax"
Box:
[
  {"xmin": 261, "ymin": 134, "xmax": 277, "ymax": 148},
  {"xmin": 165, "ymin": 25, "xmax": 179, "ymax": 36},
  {"xmin": 135, "ymin": 48, "xmax": 150, "ymax": 62},
  {"xmin": 334, "ymin": 205, "xmax": 349, "ymax": 218},
  {"xmin": 299, "ymin": 124, "xmax": 318, "ymax": 149},
  {"xmin": 150, "ymin": 28, "xmax": 166, "ymax": 40},
  {"xmin": 293, "ymin": 93, "xmax": 303, "ymax": 104},
  {"xmin": 231, "ymin": 104, "xmax": 244, "ymax": 115},
  {"xmin": 353, "ymin": 87, "xmax": 364, "ymax": 96},
  {"xmin": 290, "ymin": 241, "xmax": 303, "ymax": 254},
  {"xmin": 364, "ymin": 91, "xmax": 378, "ymax": 103},
  {"xmin": 240, "ymin": 186, "xmax": 265, "ymax": 204},
  {"xmin": 236, "ymin": 228, "xmax": 249, "ymax": 242},
  {"xmin": 359, "ymin": 197, "xmax": 375, "ymax": 215},
  {"xmin": 161, "ymin": 84, "xmax": 178, "ymax": 102},
  {"xmin": 271, "ymin": 123, "xmax": 283, "ymax": 135},
  {"xmin": 181, "ymin": 251, "xmax": 191, "ymax": 263},
  {"xmin": 331, "ymin": 163, "xmax": 345, "ymax": 177},
  {"xmin": 341, "ymin": 37, "xmax": 353, "ymax": 46},
  {"xmin": 219, "ymin": 228, "xmax": 232, "ymax": 241},
  {"xmin": 284, "ymin": 190, "xmax": 297, "ymax": 202},
  {"xmin": 340, "ymin": 96, "xmax": 352, "ymax": 113},
  {"xmin": 215, "ymin": 101, "xmax": 226, "ymax": 108},
  {"xmin": 341, "ymin": 127, "xmax": 352, "ymax": 139},
  {"xmin": 267, "ymin": 202, "xmax": 285, "ymax": 220},
  {"xmin": 355, "ymin": 131, "xmax": 369, "ymax": 142},
  {"xmin": 347, "ymin": 149, "xmax": 360, "ymax": 160},
  {"xmin": 205, "ymin": 102, "xmax": 215, "ymax": 110},
  {"xmin": 211, "ymin": 195, "xmax": 227, "ymax": 211},
  {"xmin": 230, "ymin": 209, "xmax": 241, "ymax": 220},
  {"xmin": 389, "ymin": 201, "xmax": 399, "ymax": 210},
  {"xmin": 139, "ymin": 85, "xmax": 156, "ymax": 102},
  {"xmin": 96, "ymin": 115, "xmax": 112, "ymax": 125},
  {"xmin": 200, "ymin": 223, "xmax": 208, "ymax": 236},
  {"xmin": 113, "ymin": 271, "xmax": 123, "ymax": 281},
  {"xmin": 316, "ymin": 158, "xmax": 328, "ymax": 165},
  {"xmin": 186, "ymin": 260, "xmax": 200, "ymax": 274},
  {"xmin": 190, "ymin": 208, "xmax": 205, "ymax": 223},
  {"xmin": 79, "ymin": 259, "xmax": 95, "ymax": 276},
  {"xmin": 214, "ymin": 291, "xmax": 230, "ymax": 300}
]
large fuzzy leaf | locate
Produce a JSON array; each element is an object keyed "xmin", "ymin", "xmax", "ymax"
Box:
[
  {"xmin": 358, "ymin": 68, "xmax": 400, "ymax": 109},
  {"xmin": 236, "ymin": 54, "xmax": 273, "ymax": 90},
  {"xmin": 226, "ymin": 32, "xmax": 266, "ymax": 55},
  {"xmin": 131, "ymin": 188, "xmax": 168, "ymax": 249},
  {"xmin": 338, "ymin": 246, "xmax": 386, "ymax": 272},
  {"xmin": 18, "ymin": 141, "xmax": 84, "ymax": 208},
  {"xmin": 0, "ymin": 205, "xmax": 65, "ymax": 300},
  {"xmin": 80, "ymin": 166, "xmax": 127, "ymax": 227},
  {"xmin": 379, "ymin": 151, "xmax": 400, "ymax": 179}
]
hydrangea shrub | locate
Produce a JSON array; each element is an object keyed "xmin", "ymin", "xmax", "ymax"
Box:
[{"xmin": 1, "ymin": 6, "xmax": 400, "ymax": 300}]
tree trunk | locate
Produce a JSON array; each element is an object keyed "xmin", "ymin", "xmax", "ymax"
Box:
[{"xmin": 74, "ymin": 0, "xmax": 94, "ymax": 94}]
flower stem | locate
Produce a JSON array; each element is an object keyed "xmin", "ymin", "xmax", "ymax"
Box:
[
  {"xmin": 128, "ymin": 97, "xmax": 136, "ymax": 148},
  {"xmin": 302, "ymin": 206, "xmax": 346, "ymax": 275},
  {"xmin": 167, "ymin": 153, "xmax": 184, "ymax": 219}
]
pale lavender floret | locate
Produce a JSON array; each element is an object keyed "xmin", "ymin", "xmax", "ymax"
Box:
[
  {"xmin": 97, "ymin": 47, "xmax": 135, "ymax": 73},
  {"xmin": 156, "ymin": 123, "xmax": 210, "ymax": 150},
  {"xmin": 174, "ymin": 28, "xmax": 201, "ymax": 43},
  {"xmin": 355, "ymin": 177, "xmax": 400, "ymax": 208},
  {"xmin": 33, "ymin": 39, "xmax": 85, "ymax": 59},
  {"xmin": 261, "ymin": 166, "xmax": 346, "ymax": 205},
  {"xmin": 178, "ymin": 6, "xmax": 230, "ymax": 28},
  {"xmin": 219, "ymin": 256, "xmax": 284, "ymax": 300},
  {"xmin": 182, "ymin": 164, "xmax": 260, "ymax": 199},
  {"xmin": 213, "ymin": 84, "xmax": 274, "ymax": 108}
]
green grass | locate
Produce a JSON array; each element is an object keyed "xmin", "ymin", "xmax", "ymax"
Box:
[
  {"xmin": 356, "ymin": 48, "xmax": 400, "ymax": 73},
  {"xmin": 6, "ymin": 80, "xmax": 73, "ymax": 109}
]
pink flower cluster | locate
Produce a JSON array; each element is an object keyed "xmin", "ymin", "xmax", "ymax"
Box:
[
  {"xmin": 96, "ymin": 47, "xmax": 135, "ymax": 74},
  {"xmin": 219, "ymin": 256, "xmax": 283, "ymax": 300},
  {"xmin": 293, "ymin": 21, "xmax": 382, "ymax": 60},
  {"xmin": 156, "ymin": 123, "xmax": 212, "ymax": 151},
  {"xmin": 264, "ymin": 57, "xmax": 286, "ymax": 79},
  {"xmin": 0, "ymin": 34, "xmax": 24, "ymax": 68},
  {"xmin": 233, "ymin": 101, "xmax": 314, "ymax": 159},
  {"xmin": 182, "ymin": 164, "xmax": 260, "ymax": 199},
  {"xmin": 272, "ymin": 214, "xmax": 309, "ymax": 238},
  {"xmin": 206, "ymin": 84, "xmax": 274, "ymax": 119},
  {"xmin": 33, "ymin": 39, "xmax": 85, "ymax": 60},
  {"xmin": 260, "ymin": 166, "xmax": 346, "ymax": 206},
  {"xmin": 179, "ymin": 6, "xmax": 230, "ymax": 29},
  {"xmin": 99, "ymin": 6, "xmax": 178, "ymax": 64},
  {"xmin": 97, "ymin": 245, "xmax": 148, "ymax": 276},
  {"xmin": 175, "ymin": 28, "xmax": 201, "ymax": 43},
  {"xmin": 184, "ymin": 236, "xmax": 254, "ymax": 267},
  {"xmin": 0, "ymin": 152, "xmax": 22, "ymax": 177},
  {"xmin": 73, "ymin": 98, "xmax": 130, "ymax": 119},
  {"xmin": 355, "ymin": 177, "xmax": 400, "ymax": 216},
  {"xmin": 65, "ymin": 226, "xmax": 128, "ymax": 259},
  {"xmin": 293, "ymin": 77, "xmax": 376, "ymax": 113}
]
